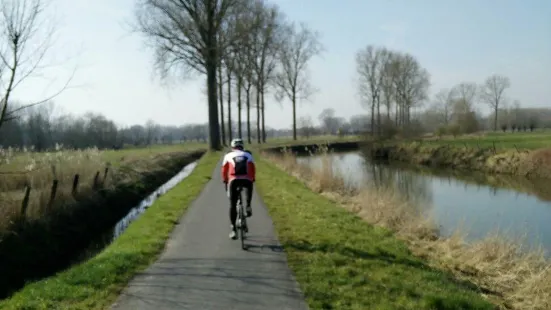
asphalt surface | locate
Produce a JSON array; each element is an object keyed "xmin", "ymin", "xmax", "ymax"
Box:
[{"xmin": 111, "ymin": 159, "xmax": 309, "ymax": 310}]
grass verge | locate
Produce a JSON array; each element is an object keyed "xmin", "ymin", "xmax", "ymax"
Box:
[
  {"xmin": 255, "ymin": 154, "xmax": 495, "ymax": 309},
  {"xmin": 0, "ymin": 151, "xmax": 220, "ymax": 310},
  {"xmin": 261, "ymin": 148, "xmax": 551, "ymax": 309}
]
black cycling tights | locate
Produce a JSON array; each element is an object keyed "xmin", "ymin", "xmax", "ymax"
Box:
[{"xmin": 228, "ymin": 179, "xmax": 253, "ymax": 227}]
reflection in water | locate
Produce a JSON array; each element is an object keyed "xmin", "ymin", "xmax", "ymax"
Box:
[
  {"xmin": 298, "ymin": 153, "xmax": 434, "ymax": 215},
  {"xmin": 297, "ymin": 152, "xmax": 551, "ymax": 255}
]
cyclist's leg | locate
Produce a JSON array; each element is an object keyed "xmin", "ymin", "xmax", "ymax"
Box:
[
  {"xmin": 228, "ymin": 180, "xmax": 238, "ymax": 239},
  {"xmin": 244, "ymin": 180, "xmax": 253, "ymax": 217}
]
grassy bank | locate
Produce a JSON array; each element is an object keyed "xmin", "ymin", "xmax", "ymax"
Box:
[
  {"xmin": 423, "ymin": 131, "xmax": 551, "ymax": 150},
  {"xmin": 368, "ymin": 141, "xmax": 551, "ymax": 178},
  {"xmin": 256, "ymin": 154, "xmax": 495, "ymax": 309},
  {"xmin": 0, "ymin": 151, "xmax": 220, "ymax": 310},
  {"xmin": 261, "ymin": 134, "xmax": 363, "ymax": 148},
  {"xmin": 0, "ymin": 149, "xmax": 205, "ymax": 299},
  {"xmin": 0, "ymin": 143, "xmax": 206, "ymax": 227},
  {"xmin": 261, "ymin": 149, "xmax": 550, "ymax": 309}
]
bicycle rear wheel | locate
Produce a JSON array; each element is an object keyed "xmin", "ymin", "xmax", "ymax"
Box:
[{"xmin": 239, "ymin": 204, "xmax": 247, "ymax": 250}]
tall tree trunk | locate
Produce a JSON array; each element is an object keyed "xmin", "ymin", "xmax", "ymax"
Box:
[
  {"xmin": 261, "ymin": 86, "xmax": 266, "ymax": 143},
  {"xmin": 395, "ymin": 103, "xmax": 399, "ymax": 126},
  {"xmin": 370, "ymin": 99, "xmax": 375, "ymax": 135},
  {"xmin": 494, "ymin": 106, "xmax": 498, "ymax": 131},
  {"xmin": 246, "ymin": 84, "xmax": 251, "ymax": 144},
  {"xmin": 226, "ymin": 69, "xmax": 232, "ymax": 143},
  {"xmin": 292, "ymin": 92, "xmax": 297, "ymax": 140},
  {"xmin": 255, "ymin": 84, "xmax": 261, "ymax": 144},
  {"xmin": 206, "ymin": 45, "xmax": 220, "ymax": 150},
  {"xmin": 376, "ymin": 98, "xmax": 381, "ymax": 135},
  {"xmin": 237, "ymin": 77, "xmax": 242, "ymax": 138},
  {"xmin": 218, "ymin": 65, "xmax": 225, "ymax": 146}
]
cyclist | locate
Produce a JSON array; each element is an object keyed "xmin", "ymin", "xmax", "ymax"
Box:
[{"xmin": 221, "ymin": 138, "xmax": 256, "ymax": 240}]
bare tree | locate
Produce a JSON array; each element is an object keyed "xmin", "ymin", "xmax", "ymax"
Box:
[
  {"xmin": 480, "ymin": 74, "xmax": 510, "ymax": 131},
  {"xmin": 224, "ymin": 57, "xmax": 233, "ymax": 143},
  {"xmin": 390, "ymin": 52, "xmax": 430, "ymax": 128},
  {"xmin": 380, "ymin": 51, "xmax": 396, "ymax": 122},
  {"xmin": 432, "ymin": 88, "xmax": 456, "ymax": 125},
  {"xmin": 274, "ymin": 22, "xmax": 322, "ymax": 140},
  {"xmin": 250, "ymin": 1, "xmax": 282, "ymax": 143},
  {"xmin": 356, "ymin": 45, "xmax": 389, "ymax": 135},
  {"xmin": 134, "ymin": 0, "xmax": 245, "ymax": 151},
  {"xmin": 453, "ymin": 82, "xmax": 478, "ymax": 113},
  {"xmin": 217, "ymin": 60, "xmax": 226, "ymax": 145},
  {"xmin": 227, "ymin": 0, "xmax": 263, "ymax": 144},
  {"xmin": 297, "ymin": 115, "xmax": 314, "ymax": 138},
  {"xmin": 318, "ymin": 108, "xmax": 342, "ymax": 135},
  {"xmin": 0, "ymin": 0, "xmax": 74, "ymax": 131}
]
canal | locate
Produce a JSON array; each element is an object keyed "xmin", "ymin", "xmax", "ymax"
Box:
[{"xmin": 297, "ymin": 150, "xmax": 550, "ymax": 254}]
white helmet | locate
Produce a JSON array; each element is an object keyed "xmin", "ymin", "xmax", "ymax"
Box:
[{"xmin": 230, "ymin": 138, "xmax": 244, "ymax": 149}]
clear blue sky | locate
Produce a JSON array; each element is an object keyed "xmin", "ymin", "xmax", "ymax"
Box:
[{"xmin": 13, "ymin": 0, "xmax": 551, "ymax": 129}]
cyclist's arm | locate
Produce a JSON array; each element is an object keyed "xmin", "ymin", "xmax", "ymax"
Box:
[
  {"xmin": 247, "ymin": 156, "xmax": 256, "ymax": 182},
  {"xmin": 221, "ymin": 154, "xmax": 230, "ymax": 183}
]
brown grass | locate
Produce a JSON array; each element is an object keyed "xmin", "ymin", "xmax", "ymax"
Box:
[
  {"xmin": 0, "ymin": 146, "xmax": 202, "ymax": 231},
  {"xmin": 265, "ymin": 148, "xmax": 551, "ymax": 310}
]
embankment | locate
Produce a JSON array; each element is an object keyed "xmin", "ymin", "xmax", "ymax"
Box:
[
  {"xmin": 262, "ymin": 147, "xmax": 550, "ymax": 309},
  {"xmin": 368, "ymin": 141, "xmax": 551, "ymax": 178},
  {"xmin": 0, "ymin": 149, "xmax": 205, "ymax": 299},
  {"xmin": 256, "ymin": 152, "xmax": 495, "ymax": 309},
  {"xmin": 265, "ymin": 140, "xmax": 361, "ymax": 155}
]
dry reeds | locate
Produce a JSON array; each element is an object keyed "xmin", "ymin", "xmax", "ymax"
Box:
[
  {"xmin": 0, "ymin": 146, "xmax": 187, "ymax": 230},
  {"xmin": 265, "ymin": 148, "xmax": 550, "ymax": 310}
]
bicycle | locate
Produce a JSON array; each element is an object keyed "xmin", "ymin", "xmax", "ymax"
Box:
[{"xmin": 235, "ymin": 186, "xmax": 248, "ymax": 250}]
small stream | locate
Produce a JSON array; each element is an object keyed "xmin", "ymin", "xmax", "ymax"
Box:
[
  {"xmin": 80, "ymin": 161, "xmax": 199, "ymax": 257},
  {"xmin": 297, "ymin": 151, "xmax": 551, "ymax": 255}
]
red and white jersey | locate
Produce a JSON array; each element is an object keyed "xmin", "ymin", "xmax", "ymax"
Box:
[{"xmin": 221, "ymin": 149, "xmax": 256, "ymax": 183}]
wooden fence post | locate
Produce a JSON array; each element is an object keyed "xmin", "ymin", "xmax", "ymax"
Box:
[
  {"xmin": 21, "ymin": 186, "xmax": 31, "ymax": 217},
  {"xmin": 72, "ymin": 174, "xmax": 80, "ymax": 195},
  {"xmin": 93, "ymin": 171, "xmax": 100, "ymax": 190},
  {"xmin": 47, "ymin": 179, "xmax": 59, "ymax": 209},
  {"xmin": 103, "ymin": 167, "xmax": 109, "ymax": 186}
]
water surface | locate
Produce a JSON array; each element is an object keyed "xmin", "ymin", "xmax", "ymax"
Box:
[{"xmin": 298, "ymin": 152, "xmax": 551, "ymax": 253}]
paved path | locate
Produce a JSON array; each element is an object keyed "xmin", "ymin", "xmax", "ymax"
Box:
[{"xmin": 111, "ymin": 159, "xmax": 308, "ymax": 310}]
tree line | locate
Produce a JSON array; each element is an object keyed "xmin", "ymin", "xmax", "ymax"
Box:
[
  {"xmin": 354, "ymin": 44, "xmax": 545, "ymax": 138},
  {"xmin": 0, "ymin": 0, "xmax": 324, "ymax": 151},
  {"xmin": 134, "ymin": 0, "xmax": 323, "ymax": 151},
  {"xmin": 0, "ymin": 0, "xmax": 545, "ymax": 152},
  {"xmin": 0, "ymin": 102, "xmax": 369, "ymax": 150}
]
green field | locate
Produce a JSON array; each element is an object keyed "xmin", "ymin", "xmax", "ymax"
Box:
[{"xmin": 422, "ymin": 131, "xmax": 551, "ymax": 150}]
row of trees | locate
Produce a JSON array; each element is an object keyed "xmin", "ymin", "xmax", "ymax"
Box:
[
  {"xmin": 355, "ymin": 45, "xmax": 430, "ymax": 137},
  {"xmin": 135, "ymin": 0, "xmax": 323, "ymax": 151},
  {"xmin": 429, "ymin": 75, "xmax": 515, "ymax": 134},
  {"xmin": 0, "ymin": 103, "xmax": 208, "ymax": 150},
  {"xmin": 354, "ymin": 44, "xmax": 540, "ymax": 137},
  {"xmin": 0, "ymin": 103, "xmax": 369, "ymax": 150},
  {"xmin": 0, "ymin": 0, "xmax": 325, "ymax": 151}
]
